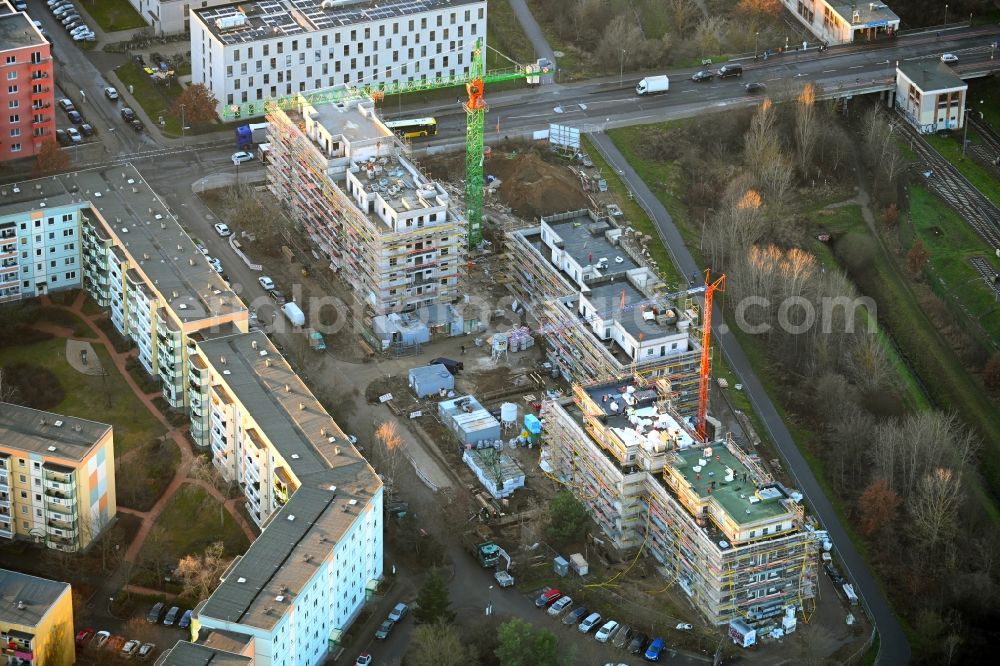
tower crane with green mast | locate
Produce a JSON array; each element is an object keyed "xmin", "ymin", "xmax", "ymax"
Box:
[{"xmin": 224, "ymin": 40, "xmax": 550, "ymax": 250}]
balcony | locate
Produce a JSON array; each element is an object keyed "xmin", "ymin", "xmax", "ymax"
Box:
[
  {"xmin": 0, "ymin": 474, "xmax": 8, "ymax": 490},
  {"xmin": 0, "ymin": 527, "xmax": 13, "ymax": 540},
  {"xmin": 46, "ymin": 522, "xmax": 78, "ymax": 539},
  {"xmin": 44, "ymin": 493, "xmax": 77, "ymax": 510},
  {"xmin": 43, "ymin": 478, "xmax": 74, "ymax": 494},
  {"xmin": 31, "ymin": 115, "xmax": 49, "ymax": 125}
]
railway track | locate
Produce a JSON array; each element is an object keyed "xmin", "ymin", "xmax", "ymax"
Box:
[
  {"xmin": 894, "ymin": 112, "xmax": 1000, "ymax": 250},
  {"xmin": 969, "ymin": 115, "xmax": 1000, "ymax": 157}
]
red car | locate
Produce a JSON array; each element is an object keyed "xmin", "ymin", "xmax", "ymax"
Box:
[
  {"xmin": 75, "ymin": 628, "xmax": 95, "ymax": 648},
  {"xmin": 534, "ymin": 588, "xmax": 563, "ymax": 608}
]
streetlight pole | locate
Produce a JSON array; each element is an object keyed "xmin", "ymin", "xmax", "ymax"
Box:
[
  {"xmin": 754, "ymin": 32, "xmax": 760, "ymax": 60},
  {"xmin": 180, "ymin": 104, "xmax": 186, "ymax": 142},
  {"xmin": 619, "ymin": 49, "xmax": 625, "ymax": 87},
  {"xmin": 944, "ymin": 3, "xmax": 949, "ymax": 26}
]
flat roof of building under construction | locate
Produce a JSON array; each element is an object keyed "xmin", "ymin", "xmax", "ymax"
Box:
[
  {"xmin": 352, "ymin": 153, "xmax": 449, "ymax": 225},
  {"xmin": 672, "ymin": 446, "xmax": 788, "ymax": 525},
  {"xmin": 307, "ymin": 99, "xmax": 395, "ymax": 146},
  {"xmin": 541, "ymin": 211, "xmax": 639, "ymax": 276}
]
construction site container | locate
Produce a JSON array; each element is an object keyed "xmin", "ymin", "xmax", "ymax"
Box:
[
  {"xmin": 408, "ymin": 364, "xmax": 454, "ymax": 398},
  {"xmin": 569, "ymin": 553, "xmax": 589, "ymax": 576},
  {"xmin": 438, "ymin": 395, "xmax": 500, "ymax": 445},
  {"xmin": 554, "ymin": 556, "xmax": 569, "ymax": 577}
]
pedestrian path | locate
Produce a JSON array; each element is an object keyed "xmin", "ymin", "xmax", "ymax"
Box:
[{"xmin": 37, "ymin": 292, "xmax": 258, "ymax": 569}]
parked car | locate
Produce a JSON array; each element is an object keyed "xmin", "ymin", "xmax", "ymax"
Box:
[
  {"xmin": 65, "ymin": 20, "xmax": 84, "ymax": 31},
  {"xmin": 72, "ymin": 30, "xmax": 95, "ymax": 42},
  {"xmin": 163, "ymin": 606, "xmax": 180, "ymax": 626},
  {"xmin": 121, "ymin": 107, "xmax": 136, "ymax": 122},
  {"xmin": 178, "ymin": 609, "xmax": 193, "ymax": 629},
  {"xmin": 355, "ymin": 654, "xmax": 372, "ymax": 666},
  {"xmin": 612, "ymin": 624, "xmax": 632, "ymax": 649},
  {"xmin": 374, "ymin": 619, "xmax": 394, "ymax": 640},
  {"xmin": 595, "ymin": 620, "xmax": 620, "ymax": 643},
  {"xmin": 691, "ymin": 70, "xmax": 714, "ymax": 82},
  {"xmin": 130, "ymin": 118, "xmax": 144, "ymax": 131},
  {"xmin": 941, "ymin": 52, "xmax": 959, "ymax": 63},
  {"xmin": 534, "ymin": 588, "xmax": 562, "ymax": 608},
  {"xmin": 644, "ymin": 637, "xmax": 666, "ymax": 661},
  {"xmin": 209, "ymin": 258, "xmax": 223, "ymax": 273},
  {"xmin": 67, "ymin": 110, "xmax": 83, "ymax": 124},
  {"xmin": 55, "ymin": 129, "xmax": 70, "ymax": 146},
  {"xmin": 70, "ymin": 24, "xmax": 91, "ymax": 36},
  {"xmin": 388, "ymin": 602, "xmax": 409, "ymax": 622},
  {"xmin": 258, "ymin": 275, "xmax": 275, "ymax": 290},
  {"xmin": 547, "ymin": 595, "xmax": 572, "ymax": 616},
  {"xmin": 61, "ymin": 14, "xmax": 82, "ymax": 26},
  {"xmin": 107, "ymin": 635, "xmax": 126, "ymax": 651},
  {"xmin": 578, "ymin": 612, "xmax": 602, "ymax": 633},
  {"xmin": 121, "ymin": 640, "xmax": 140, "ymax": 658},
  {"xmin": 562, "ymin": 606, "xmax": 589, "ymax": 626},
  {"xmin": 58, "ymin": 98, "xmax": 75, "ymax": 112},
  {"xmin": 80, "ymin": 123, "xmax": 95, "ymax": 137},
  {"xmin": 628, "ymin": 632, "xmax": 648, "ymax": 654},
  {"xmin": 75, "ymin": 628, "xmax": 95, "ymax": 648},
  {"xmin": 53, "ymin": 6, "xmax": 75, "ymax": 18},
  {"xmin": 105, "ymin": 86, "xmax": 119, "ymax": 100},
  {"xmin": 745, "ymin": 82, "xmax": 767, "ymax": 93},
  {"xmin": 13, "ymin": 1, "xmax": 26, "ymax": 10},
  {"xmin": 66, "ymin": 127, "xmax": 82, "ymax": 143},
  {"xmin": 231, "ymin": 150, "xmax": 254, "ymax": 165},
  {"xmin": 147, "ymin": 602, "xmax": 164, "ymax": 623},
  {"xmin": 92, "ymin": 631, "xmax": 111, "ymax": 648},
  {"xmin": 675, "ymin": 622, "xmax": 693, "ymax": 630},
  {"xmin": 214, "ymin": 222, "xmax": 232, "ymax": 236},
  {"xmin": 138, "ymin": 642, "xmax": 156, "ymax": 661},
  {"xmin": 268, "ymin": 289, "xmax": 286, "ymax": 305}
]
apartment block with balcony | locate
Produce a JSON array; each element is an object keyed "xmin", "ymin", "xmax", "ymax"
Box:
[
  {"xmin": 0, "ymin": 403, "xmax": 116, "ymax": 553},
  {"xmin": 268, "ymin": 98, "xmax": 464, "ymax": 316},
  {"xmin": 191, "ymin": 0, "xmax": 487, "ymax": 118},
  {"xmin": 0, "ymin": 12, "xmax": 54, "ymax": 162},
  {"xmin": 540, "ymin": 379, "xmax": 818, "ymax": 628},
  {"xmin": 0, "ymin": 165, "xmax": 249, "ymax": 409},
  {"xmin": 508, "ymin": 210, "xmax": 704, "ymax": 414},
  {"xmin": 0, "ymin": 569, "xmax": 74, "ymax": 666}
]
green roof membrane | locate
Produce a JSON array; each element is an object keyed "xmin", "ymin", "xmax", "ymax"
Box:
[{"xmin": 673, "ymin": 447, "xmax": 788, "ymax": 525}]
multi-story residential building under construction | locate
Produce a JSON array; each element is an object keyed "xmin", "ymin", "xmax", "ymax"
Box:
[
  {"xmin": 267, "ymin": 97, "xmax": 464, "ymax": 316},
  {"xmin": 507, "ymin": 209, "xmax": 703, "ymax": 415},
  {"xmin": 541, "ymin": 377, "xmax": 818, "ymax": 628}
]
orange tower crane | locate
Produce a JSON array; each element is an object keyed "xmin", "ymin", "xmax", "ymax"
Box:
[{"xmin": 697, "ymin": 270, "xmax": 726, "ymax": 441}]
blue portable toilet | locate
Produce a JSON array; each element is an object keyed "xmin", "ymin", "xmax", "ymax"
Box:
[{"xmin": 524, "ymin": 414, "xmax": 542, "ymax": 444}]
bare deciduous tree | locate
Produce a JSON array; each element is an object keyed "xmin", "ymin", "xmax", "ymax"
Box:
[
  {"xmin": 175, "ymin": 541, "xmax": 231, "ymax": 600},
  {"xmin": 872, "ymin": 412, "xmax": 978, "ymax": 498},
  {"xmin": 845, "ymin": 330, "xmax": 893, "ymax": 392},
  {"xmin": 794, "ymin": 84, "xmax": 819, "ymax": 177},
  {"xmin": 374, "ymin": 421, "xmax": 405, "ymax": 491},
  {"xmin": 910, "ymin": 467, "xmax": 962, "ymax": 552}
]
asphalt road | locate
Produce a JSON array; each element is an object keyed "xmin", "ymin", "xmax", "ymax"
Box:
[
  {"xmin": 587, "ymin": 133, "xmax": 909, "ymax": 665},
  {"xmin": 389, "ymin": 27, "xmax": 1000, "ymax": 145}
]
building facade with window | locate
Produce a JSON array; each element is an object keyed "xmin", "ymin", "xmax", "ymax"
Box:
[
  {"xmin": 0, "ymin": 569, "xmax": 74, "ymax": 666},
  {"xmin": 125, "ymin": 0, "xmax": 233, "ymax": 35},
  {"xmin": 0, "ymin": 404, "xmax": 116, "ymax": 554},
  {"xmin": 191, "ymin": 0, "xmax": 487, "ymax": 118},
  {"xmin": 782, "ymin": 0, "xmax": 900, "ymax": 45},
  {"xmin": 895, "ymin": 61, "xmax": 968, "ymax": 134},
  {"xmin": 0, "ymin": 11, "xmax": 54, "ymax": 162}
]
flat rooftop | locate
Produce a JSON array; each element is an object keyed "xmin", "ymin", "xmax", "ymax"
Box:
[
  {"xmin": 196, "ymin": 0, "xmax": 483, "ymax": 46},
  {"xmin": 157, "ymin": 641, "xmax": 252, "ymax": 666},
  {"xmin": 352, "ymin": 153, "xmax": 448, "ymax": 226},
  {"xmin": 898, "ymin": 60, "xmax": 966, "ymax": 92},
  {"xmin": 830, "ymin": 1, "xmax": 899, "ymax": 27},
  {"xmin": 0, "ymin": 12, "xmax": 46, "ymax": 51},
  {"xmin": 581, "ymin": 381, "xmax": 698, "ymax": 449},
  {"xmin": 672, "ymin": 446, "xmax": 789, "ymax": 525},
  {"xmin": 0, "ymin": 403, "xmax": 110, "ymax": 462},
  {"xmin": 196, "ymin": 331, "xmax": 356, "ymax": 478},
  {"xmin": 0, "ymin": 166, "xmax": 244, "ymax": 323},
  {"xmin": 0, "ymin": 569, "xmax": 69, "ymax": 627},
  {"xmin": 308, "ymin": 101, "xmax": 394, "ymax": 146},
  {"xmin": 197, "ymin": 467, "xmax": 380, "ymax": 632},
  {"xmin": 543, "ymin": 212, "xmax": 638, "ymax": 277}
]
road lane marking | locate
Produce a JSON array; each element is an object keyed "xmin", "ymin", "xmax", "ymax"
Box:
[{"xmin": 822, "ymin": 69, "xmax": 837, "ymax": 73}]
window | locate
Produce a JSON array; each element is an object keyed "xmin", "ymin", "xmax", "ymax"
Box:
[
  {"xmin": 7, "ymin": 85, "xmax": 17, "ymax": 94},
  {"xmin": 9, "ymin": 128, "xmax": 19, "ymax": 138},
  {"xmin": 6, "ymin": 72, "xmax": 16, "ymax": 81},
  {"xmin": 8, "ymin": 114, "xmax": 18, "ymax": 123},
  {"xmin": 8, "ymin": 100, "xmax": 18, "ymax": 109},
  {"xmin": 10, "ymin": 144, "xmax": 20, "ymax": 153}
]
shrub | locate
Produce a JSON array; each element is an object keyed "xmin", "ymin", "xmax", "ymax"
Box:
[{"xmin": 2, "ymin": 362, "xmax": 65, "ymax": 410}]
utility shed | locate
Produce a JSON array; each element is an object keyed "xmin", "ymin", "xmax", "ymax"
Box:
[
  {"xmin": 462, "ymin": 447, "xmax": 525, "ymax": 499},
  {"xmin": 438, "ymin": 395, "xmax": 501, "ymax": 445},
  {"xmin": 408, "ymin": 364, "xmax": 454, "ymax": 398},
  {"xmin": 895, "ymin": 61, "xmax": 967, "ymax": 134}
]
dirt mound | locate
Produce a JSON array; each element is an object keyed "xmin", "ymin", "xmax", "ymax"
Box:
[{"xmin": 422, "ymin": 146, "xmax": 589, "ymax": 220}]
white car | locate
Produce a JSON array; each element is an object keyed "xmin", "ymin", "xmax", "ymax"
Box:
[
  {"xmin": 105, "ymin": 87, "xmax": 120, "ymax": 100},
  {"xmin": 595, "ymin": 620, "xmax": 620, "ymax": 643},
  {"xmin": 92, "ymin": 631, "xmax": 111, "ymax": 648},
  {"xmin": 258, "ymin": 276, "xmax": 275, "ymax": 290},
  {"xmin": 231, "ymin": 150, "xmax": 254, "ymax": 165},
  {"xmin": 578, "ymin": 612, "xmax": 602, "ymax": 633},
  {"xmin": 66, "ymin": 127, "xmax": 82, "ymax": 143},
  {"xmin": 72, "ymin": 31, "xmax": 95, "ymax": 41},
  {"xmin": 209, "ymin": 258, "xmax": 223, "ymax": 273},
  {"xmin": 675, "ymin": 622, "xmax": 693, "ymax": 630},
  {"xmin": 547, "ymin": 595, "xmax": 572, "ymax": 616},
  {"xmin": 941, "ymin": 53, "xmax": 958, "ymax": 63},
  {"xmin": 70, "ymin": 25, "xmax": 90, "ymax": 36},
  {"xmin": 214, "ymin": 223, "xmax": 231, "ymax": 237}
]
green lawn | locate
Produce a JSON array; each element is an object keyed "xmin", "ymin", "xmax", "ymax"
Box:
[
  {"xmin": 908, "ymin": 185, "xmax": 1000, "ymax": 348},
  {"xmin": 0, "ymin": 338, "xmax": 164, "ymax": 455},
  {"xmin": 138, "ymin": 485, "xmax": 250, "ymax": 564},
  {"xmin": 115, "ymin": 62, "xmax": 184, "ymax": 134},
  {"xmin": 80, "ymin": 0, "xmax": 147, "ymax": 32},
  {"xmin": 970, "ymin": 75, "xmax": 1000, "ymax": 130},
  {"xmin": 581, "ymin": 135, "xmax": 683, "ymax": 288},
  {"xmin": 487, "ymin": 0, "xmax": 536, "ymax": 67}
]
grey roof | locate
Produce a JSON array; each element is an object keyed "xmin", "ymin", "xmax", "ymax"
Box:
[
  {"xmin": 198, "ymin": 467, "xmax": 380, "ymax": 631},
  {"xmin": 542, "ymin": 210, "xmax": 638, "ymax": 277},
  {"xmin": 898, "ymin": 60, "xmax": 967, "ymax": 93},
  {"xmin": 195, "ymin": 331, "xmax": 353, "ymax": 478},
  {"xmin": 0, "ymin": 12, "xmax": 47, "ymax": 51},
  {"xmin": 195, "ymin": 0, "xmax": 484, "ymax": 45},
  {"xmin": 0, "ymin": 403, "xmax": 111, "ymax": 462},
  {"xmin": 829, "ymin": 1, "xmax": 899, "ymax": 27},
  {"xmin": 408, "ymin": 363, "xmax": 453, "ymax": 384},
  {"xmin": 0, "ymin": 166, "xmax": 244, "ymax": 323},
  {"xmin": 0, "ymin": 569, "xmax": 70, "ymax": 627},
  {"xmin": 584, "ymin": 280, "xmax": 663, "ymax": 340},
  {"xmin": 309, "ymin": 101, "xmax": 393, "ymax": 146},
  {"xmin": 156, "ymin": 641, "xmax": 252, "ymax": 666}
]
